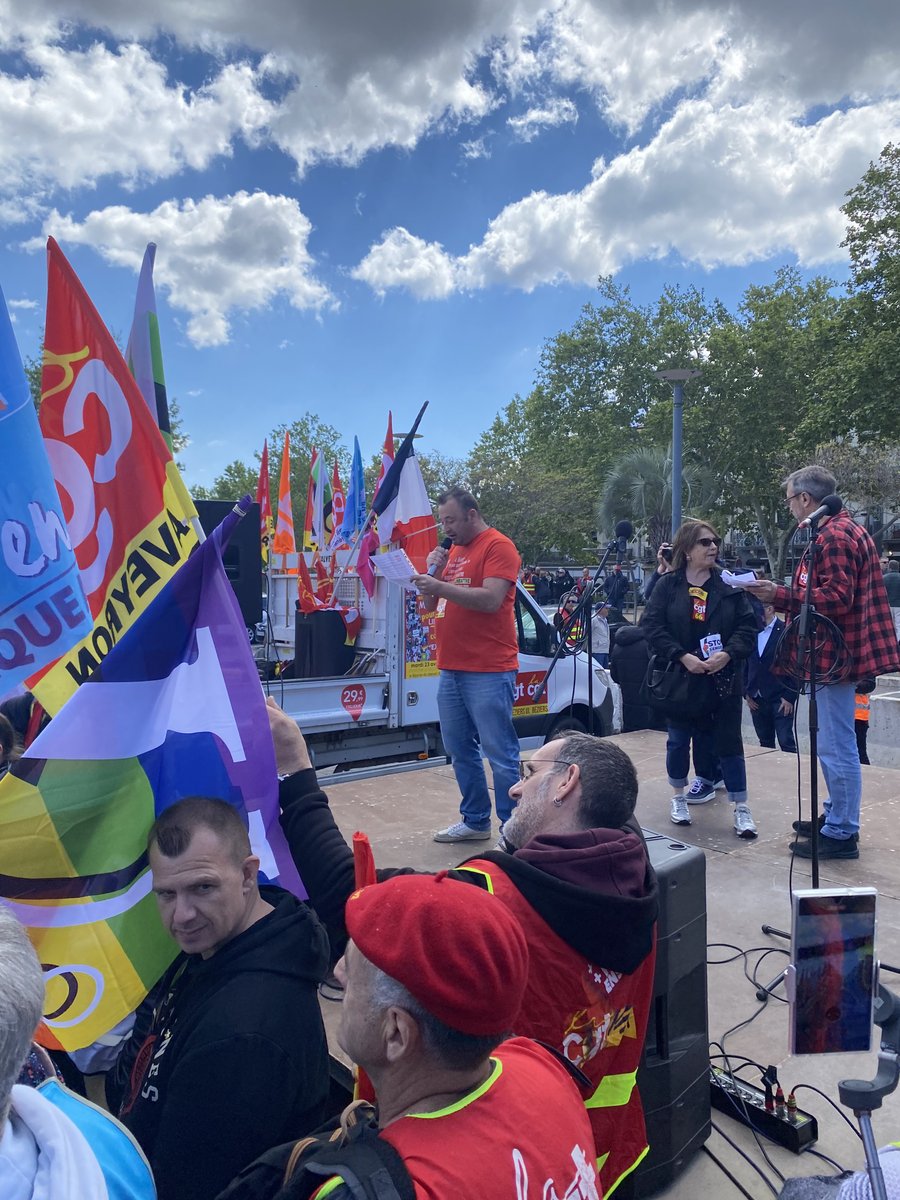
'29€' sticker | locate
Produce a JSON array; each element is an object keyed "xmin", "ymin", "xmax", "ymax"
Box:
[{"xmin": 341, "ymin": 685, "xmax": 366, "ymax": 722}]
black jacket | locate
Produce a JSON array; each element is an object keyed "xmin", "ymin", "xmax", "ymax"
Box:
[
  {"xmin": 277, "ymin": 771, "xmax": 657, "ymax": 975},
  {"xmin": 744, "ymin": 618, "xmax": 798, "ymax": 704},
  {"xmin": 610, "ymin": 625, "xmax": 664, "ymax": 732},
  {"xmin": 112, "ymin": 887, "xmax": 330, "ymax": 1200},
  {"xmin": 640, "ymin": 568, "xmax": 757, "ymax": 698}
]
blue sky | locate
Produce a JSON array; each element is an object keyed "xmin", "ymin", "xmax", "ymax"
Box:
[{"xmin": 1, "ymin": 1, "xmax": 898, "ymax": 490}]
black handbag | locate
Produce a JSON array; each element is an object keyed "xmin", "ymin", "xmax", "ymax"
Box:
[{"xmin": 643, "ymin": 655, "xmax": 714, "ymax": 717}]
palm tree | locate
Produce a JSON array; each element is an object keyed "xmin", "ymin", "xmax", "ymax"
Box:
[{"xmin": 598, "ymin": 447, "xmax": 718, "ymax": 548}]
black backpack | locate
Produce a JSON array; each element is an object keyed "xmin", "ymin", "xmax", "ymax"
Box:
[{"xmin": 218, "ymin": 1101, "xmax": 415, "ymax": 1200}]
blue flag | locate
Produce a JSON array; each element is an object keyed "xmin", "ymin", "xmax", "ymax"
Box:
[
  {"xmin": 0, "ymin": 284, "xmax": 91, "ymax": 698},
  {"xmin": 336, "ymin": 435, "xmax": 367, "ymax": 545}
]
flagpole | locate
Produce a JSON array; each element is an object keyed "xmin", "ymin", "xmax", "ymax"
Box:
[{"xmin": 330, "ymin": 507, "xmax": 379, "ymax": 593}]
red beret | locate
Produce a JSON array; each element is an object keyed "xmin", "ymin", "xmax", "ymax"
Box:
[{"xmin": 345, "ymin": 872, "xmax": 529, "ymax": 1036}]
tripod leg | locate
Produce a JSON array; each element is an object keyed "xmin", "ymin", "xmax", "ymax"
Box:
[
  {"xmin": 755, "ymin": 968, "xmax": 787, "ymax": 1003},
  {"xmin": 858, "ymin": 1113, "xmax": 888, "ymax": 1200}
]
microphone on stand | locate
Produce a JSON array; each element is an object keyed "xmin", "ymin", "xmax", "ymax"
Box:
[
  {"xmin": 797, "ymin": 495, "xmax": 842, "ymax": 530},
  {"xmin": 426, "ymin": 537, "xmax": 453, "ymax": 577}
]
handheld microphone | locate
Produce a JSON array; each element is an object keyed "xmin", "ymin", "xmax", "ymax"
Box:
[
  {"xmin": 615, "ymin": 520, "xmax": 633, "ymax": 564},
  {"xmin": 427, "ymin": 537, "xmax": 453, "ymax": 577},
  {"xmin": 797, "ymin": 495, "xmax": 842, "ymax": 529}
]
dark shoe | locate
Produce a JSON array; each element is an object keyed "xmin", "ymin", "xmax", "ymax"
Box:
[
  {"xmin": 789, "ymin": 833, "xmax": 859, "ymax": 860},
  {"xmin": 791, "ymin": 814, "xmax": 826, "ymax": 836},
  {"xmin": 686, "ymin": 779, "xmax": 716, "ymax": 804},
  {"xmin": 792, "ymin": 814, "xmax": 858, "ymax": 841}
]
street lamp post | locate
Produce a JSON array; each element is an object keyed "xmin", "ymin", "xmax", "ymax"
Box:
[{"xmin": 654, "ymin": 368, "xmax": 701, "ymax": 535}]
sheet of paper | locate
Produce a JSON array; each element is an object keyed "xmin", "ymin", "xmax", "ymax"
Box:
[
  {"xmin": 374, "ymin": 548, "xmax": 419, "ymax": 589},
  {"xmin": 721, "ymin": 569, "xmax": 758, "ymax": 588}
]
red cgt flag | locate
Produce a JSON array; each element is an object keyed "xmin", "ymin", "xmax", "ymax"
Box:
[{"xmin": 28, "ymin": 238, "xmax": 199, "ymax": 713}]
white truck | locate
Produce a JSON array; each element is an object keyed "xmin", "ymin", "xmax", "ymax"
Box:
[{"xmin": 261, "ymin": 553, "xmax": 619, "ymax": 769}]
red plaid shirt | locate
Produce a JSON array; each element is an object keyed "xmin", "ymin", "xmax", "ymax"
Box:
[{"xmin": 774, "ymin": 511, "xmax": 900, "ymax": 682}]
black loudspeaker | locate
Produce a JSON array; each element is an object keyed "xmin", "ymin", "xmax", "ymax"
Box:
[
  {"xmin": 633, "ymin": 831, "xmax": 710, "ymax": 1198},
  {"xmin": 194, "ymin": 500, "xmax": 263, "ymax": 629},
  {"xmin": 293, "ymin": 610, "xmax": 355, "ymax": 678}
]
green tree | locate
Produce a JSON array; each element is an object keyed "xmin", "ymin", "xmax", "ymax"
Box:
[
  {"xmin": 598, "ymin": 446, "xmax": 718, "ymax": 549},
  {"xmin": 831, "ymin": 142, "xmax": 900, "ymax": 442},
  {"xmin": 192, "ymin": 459, "xmax": 260, "ymax": 501},
  {"xmin": 687, "ymin": 268, "xmax": 843, "ymax": 576},
  {"xmin": 193, "ymin": 414, "xmax": 349, "ymax": 536},
  {"xmin": 24, "ymin": 349, "xmax": 42, "ymax": 409},
  {"xmin": 466, "ymin": 396, "xmax": 582, "ymax": 562}
]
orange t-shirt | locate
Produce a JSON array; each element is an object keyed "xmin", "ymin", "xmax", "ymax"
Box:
[{"xmin": 435, "ymin": 527, "xmax": 519, "ymax": 673}]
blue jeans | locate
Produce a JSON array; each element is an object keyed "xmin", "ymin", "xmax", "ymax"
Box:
[
  {"xmin": 438, "ymin": 669, "xmax": 520, "ymax": 827},
  {"xmin": 816, "ymin": 682, "xmax": 860, "ymax": 839},
  {"xmin": 750, "ymin": 697, "xmax": 797, "ymax": 752},
  {"xmin": 666, "ymin": 700, "xmax": 747, "ymax": 803}
]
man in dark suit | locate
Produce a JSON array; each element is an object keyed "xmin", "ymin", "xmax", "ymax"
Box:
[{"xmin": 744, "ymin": 601, "xmax": 797, "ymax": 752}]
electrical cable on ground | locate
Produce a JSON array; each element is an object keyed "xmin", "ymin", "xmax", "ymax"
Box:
[{"xmin": 701, "ymin": 1144, "xmax": 757, "ymax": 1200}]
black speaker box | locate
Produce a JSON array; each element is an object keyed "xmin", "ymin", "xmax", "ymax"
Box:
[
  {"xmin": 194, "ymin": 499, "xmax": 263, "ymax": 629},
  {"xmin": 633, "ymin": 830, "xmax": 710, "ymax": 1198},
  {"xmin": 293, "ymin": 610, "xmax": 355, "ymax": 678}
]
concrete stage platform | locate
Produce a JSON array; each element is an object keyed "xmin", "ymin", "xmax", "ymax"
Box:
[{"xmin": 317, "ymin": 731, "xmax": 900, "ymax": 1198}]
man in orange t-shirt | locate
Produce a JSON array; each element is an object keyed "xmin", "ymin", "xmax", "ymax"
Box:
[{"xmin": 413, "ymin": 488, "xmax": 521, "ymax": 843}]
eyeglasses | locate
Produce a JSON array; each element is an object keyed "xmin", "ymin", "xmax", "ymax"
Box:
[
  {"xmin": 518, "ymin": 758, "xmax": 571, "ymax": 781},
  {"xmin": 785, "ymin": 491, "xmax": 805, "ymax": 502},
  {"xmin": 695, "ymin": 536, "xmax": 721, "ymax": 548}
]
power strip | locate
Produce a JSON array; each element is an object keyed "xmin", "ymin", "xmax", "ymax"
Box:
[{"xmin": 710, "ymin": 1067, "xmax": 818, "ymax": 1152}]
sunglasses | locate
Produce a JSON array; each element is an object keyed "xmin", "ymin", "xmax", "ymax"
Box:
[{"xmin": 695, "ymin": 536, "xmax": 721, "ymax": 548}]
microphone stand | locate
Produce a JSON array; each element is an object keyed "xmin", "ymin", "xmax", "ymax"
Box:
[
  {"xmin": 533, "ymin": 539, "xmax": 618, "ymax": 737},
  {"xmin": 796, "ymin": 521, "xmax": 823, "ymax": 888}
]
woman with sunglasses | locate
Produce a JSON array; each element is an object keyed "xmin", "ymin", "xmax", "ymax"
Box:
[{"xmin": 641, "ymin": 519, "xmax": 759, "ymax": 837}]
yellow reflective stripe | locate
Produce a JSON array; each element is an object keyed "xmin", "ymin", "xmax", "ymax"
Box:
[
  {"xmin": 311, "ymin": 1177, "xmax": 344, "ymax": 1199},
  {"xmin": 456, "ymin": 865, "xmax": 495, "ymax": 894},
  {"xmin": 585, "ymin": 1070, "xmax": 638, "ymax": 1109},
  {"xmin": 602, "ymin": 1143, "xmax": 650, "ymax": 1197},
  {"xmin": 408, "ymin": 1057, "xmax": 503, "ymax": 1119}
]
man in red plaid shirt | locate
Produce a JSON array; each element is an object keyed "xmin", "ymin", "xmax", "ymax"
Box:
[{"xmin": 746, "ymin": 466, "xmax": 900, "ymax": 859}]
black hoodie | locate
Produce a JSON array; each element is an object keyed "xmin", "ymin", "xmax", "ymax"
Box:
[
  {"xmin": 113, "ymin": 887, "xmax": 330, "ymax": 1200},
  {"xmin": 277, "ymin": 772, "xmax": 657, "ymax": 975}
]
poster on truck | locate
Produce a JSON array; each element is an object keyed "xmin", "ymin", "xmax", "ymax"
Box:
[{"xmin": 404, "ymin": 591, "xmax": 438, "ymax": 677}]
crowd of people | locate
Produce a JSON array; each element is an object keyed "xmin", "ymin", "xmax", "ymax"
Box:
[{"xmin": 2, "ymin": 468, "xmax": 900, "ymax": 1199}]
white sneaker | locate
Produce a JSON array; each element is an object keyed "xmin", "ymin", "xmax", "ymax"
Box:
[
  {"xmin": 670, "ymin": 797, "xmax": 691, "ymax": 826},
  {"xmin": 433, "ymin": 821, "xmax": 491, "ymax": 843},
  {"xmin": 733, "ymin": 805, "xmax": 758, "ymax": 839}
]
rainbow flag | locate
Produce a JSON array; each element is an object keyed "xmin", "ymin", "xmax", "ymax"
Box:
[
  {"xmin": 26, "ymin": 238, "xmax": 200, "ymax": 713},
  {"xmin": 0, "ymin": 503, "xmax": 304, "ymax": 1051},
  {"xmin": 126, "ymin": 243, "xmax": 175, "ymax": 452}
]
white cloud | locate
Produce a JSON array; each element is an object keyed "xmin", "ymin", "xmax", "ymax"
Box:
[
  {"xmin": 2, "ymin": 0, "xmax": 900, "ymax": 303},
  {"xmin": 355, "ymin": 98, "xmax": 900, "ymax": 297},
  {"xmin": 461, "ymin": 137, "xmax": 491, "ymax": 160},
  {"xmin": 7, "ymin": 298, "xmax": 38, "ymax": 309},
  {"xmin": 0, "ymin": 0, "xmax": 546, "ymax": 188},
  {"xmin": 507, "ymin": 96, "xmax": 577, "ymax": 141},
  {"xmin": 352, "ymin": 228, "xmax": 458, "ymax": 299},
  {"xmin": 0, "ymin": 39, "xmax": 271, "ymax": 199},
  {"xmin": 28, "ymin": 192, "xmax": 335, "ymax": 346}
]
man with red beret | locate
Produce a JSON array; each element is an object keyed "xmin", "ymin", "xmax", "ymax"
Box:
[
  {"xmin": 263, "ymin": 700, "xmax": 658, "ymax": 1200},
  {"xmin": 220, "ymin": 874, "xmax": 600, "ymax": 1200}
]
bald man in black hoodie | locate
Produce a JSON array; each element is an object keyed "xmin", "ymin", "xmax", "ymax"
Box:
[{"xmin": 267, "ymin": 702, "xmax": 657, "ymax": 1200}]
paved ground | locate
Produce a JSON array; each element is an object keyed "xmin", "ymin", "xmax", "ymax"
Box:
[{"xmin": 316, "ymin": 730, "xmax": 900, "ymax": 1198}]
